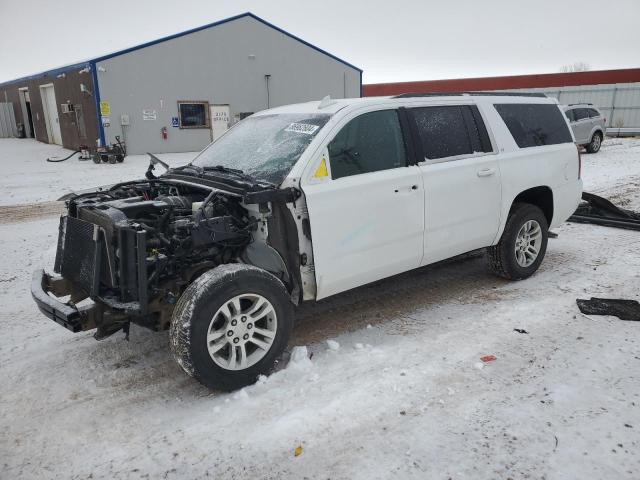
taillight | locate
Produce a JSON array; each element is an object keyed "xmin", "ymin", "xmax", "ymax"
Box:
[{"xmin": 576, "ymin": 144, "xmax": 582, "ymax": 179}]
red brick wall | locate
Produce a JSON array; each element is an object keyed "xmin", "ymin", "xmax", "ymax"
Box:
[{"xmin": 363, "ymin": 68, "xmax": 640, "ymax": 96}]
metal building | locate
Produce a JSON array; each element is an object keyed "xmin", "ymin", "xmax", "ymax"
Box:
[
  {"xmin": 0, "ymin": 13, "xmax": 362, "ymax": 154},
  {"xmin": 364, "ymin": 69, "xmax": 640, "ymax": 134}
]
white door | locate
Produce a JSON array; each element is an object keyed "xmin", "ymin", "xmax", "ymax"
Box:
[
  {"xmin": 40, "ymin": 84, "xmax": 62, "ymax": 145},
  {"xmin": 302, "ymin": 109, "xmax": 424, "ymax": 299},
  {"xmin": 407, "ymin": 105, "xmax": 502, "ymax": 265},
  {"xmin": 210, "ymin": 104, "xmax": 230, "ymax": 141},
  {"xmin": 420, "ymin": 156, "xmax": 501, "ymax": 264},
  {"xmin": 572, "ymin": 108, "xmax": 592, "ymax": 144}
]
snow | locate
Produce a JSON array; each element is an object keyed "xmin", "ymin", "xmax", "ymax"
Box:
[
  {"xmin": 326, "ymin": 339, "xmax": 340, "ymax": 351},
  {"xmin": 2, "ymin": 137, "xmax": 640, "ymax": 479},
  {"xmin": 0, "ymin": 138, "xmax": 196, "ymax": 205}
]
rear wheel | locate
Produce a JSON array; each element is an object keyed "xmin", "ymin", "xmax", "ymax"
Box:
[
  {"xmin": 170, "ymin": 264, "xmax": 294, "ymax": 391},
  {"xmin": 586, "ymin": 132, "xmax": 602, "ymax": 153},
  {"xmin": 487, "ymin": 203, "xmax": 548, "ymax": 280}
]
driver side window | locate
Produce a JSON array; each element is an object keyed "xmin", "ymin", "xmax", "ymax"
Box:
[{"xmin": 328, "ymin": 110, "xmax": 406, "ymax": 180}]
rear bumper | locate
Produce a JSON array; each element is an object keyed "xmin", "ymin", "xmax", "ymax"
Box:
[{"xmin": 31, "ymin": 269, "xmax": 95, "ymax": 332}]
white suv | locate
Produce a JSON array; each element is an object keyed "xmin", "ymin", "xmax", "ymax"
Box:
[
  {"xmin": 562, "ymin": 104, "xmax": 606, "ymax": 153},
  {"xmin": 33, "ymin": 93, "xmax": 583, "ymax": 390}
]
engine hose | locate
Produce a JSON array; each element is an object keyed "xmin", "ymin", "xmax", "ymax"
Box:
[{"xmin": 46, "ymin": 150, "xmax": 80, "ymax": 162}]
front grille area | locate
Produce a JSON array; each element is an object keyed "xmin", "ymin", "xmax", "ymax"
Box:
[{"xmin": 54, "ymin": 216, "xmax": 100, "ymax": 295}]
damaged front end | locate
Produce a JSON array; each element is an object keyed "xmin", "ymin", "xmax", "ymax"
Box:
[
  {"xmin": 32, "ymin": 111, "xmax": 330, "ymax": 341},
  {"xmin": 32, "ymin": 178, "xmax": 270, "ymax": 339}
]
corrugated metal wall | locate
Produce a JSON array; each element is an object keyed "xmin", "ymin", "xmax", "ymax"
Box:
[
  {"xmin": 96, "ymin": 15, "xmax": 362, "ymax": 154},
  {"xmin": 508, "ymin": 83, "xmax": 640, "ymax": 134},
  {"xmin": 0, "ymin": 102, "xmax": 17, "ymax": 137}
]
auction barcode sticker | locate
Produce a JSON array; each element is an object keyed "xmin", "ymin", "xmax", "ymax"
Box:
[{"xmin": 284, "ymin": 123, "xmax": 320, "ymax": 135}]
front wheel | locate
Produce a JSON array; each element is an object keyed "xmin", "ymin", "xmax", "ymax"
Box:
[
  {"xmin": 487, "ymin": 203, "xmax": 548, "ymax": 280},
  {"xmin": 170, "ymin": 264, "xmax": 294, "ymax": 390},
  {"xmin": 586, "ymin": 132, "xmax": 602, "ymax": 153}
]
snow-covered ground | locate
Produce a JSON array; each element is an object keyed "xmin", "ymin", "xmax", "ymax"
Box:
[
  {"xmin": 1, "ymin": 138, "xmax": 640, "ymax": 479},
  {"xmin": 0, "ymin": 138, "xmax": 196, "ymax": 206}
]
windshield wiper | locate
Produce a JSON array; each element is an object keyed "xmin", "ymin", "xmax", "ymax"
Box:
[
  {"xmin": 201, "ymin": 165, "xmax": 260, "ymax": 182},
  {"xmin": 203, "ymin": 165, "xmax": 245, "ymax": 175},
  {"xmin": 170, "ymin": 164, "xmax": 276, "ymax": 188},
  {"xmin": 170, "ymin": 164, "xmax": 204, "ymax": 176}
]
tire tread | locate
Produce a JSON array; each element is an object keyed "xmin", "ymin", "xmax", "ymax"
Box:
[
  {"xmin": 488, "ymin": 202, "xmax": 548, "ymax": 280},
  {"xmin": 169, "ymin": 264, "xmax": 293, "ymax": 390}
]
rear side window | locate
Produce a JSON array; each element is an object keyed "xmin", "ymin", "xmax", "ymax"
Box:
[
  {"xmin": 588, "ymin": 108, "xmax": 601, "ymax": 118},
  {"xmin": 574, "ymin": 108, "xmax": 590, "ymax": 121},
  {"xmin": 494, "ymin": 103, "xmax": 573, "ymax": 148},
  {"xmin": 328, "ymin": 110, "xmax": 406, "ymax": 179},
  {"xmin": 409, "ymin": 105, "xmax": 492, "ymax": 161}
]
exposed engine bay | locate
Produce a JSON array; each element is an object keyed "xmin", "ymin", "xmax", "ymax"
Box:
[{"xmin": 49, "ymin": 178, "xmax": 300, "ymax": 339}]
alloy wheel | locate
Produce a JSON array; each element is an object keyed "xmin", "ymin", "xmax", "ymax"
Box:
[
  {"xmin": 206, "ymin": 293, "xmax": 278, "ymax": 370},
  {"xmin": 514, "ymin": 220, "xmax": 542, "ymax": 267}
]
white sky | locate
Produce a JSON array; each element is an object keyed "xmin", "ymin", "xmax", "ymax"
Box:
[{"xmin": 1, "ymin": 0, "xmax": 639, "ymax": 85}]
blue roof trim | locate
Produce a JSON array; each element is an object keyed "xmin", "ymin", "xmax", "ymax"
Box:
[
  {"xmin": 91, "ymin": 12, "xmax": 362, "ymax": 72},
  {"xmin": 90, "ymin": 61, "xmax": 106, "ymax": 147},
  {"xmin": 0, "ymin": 61, "xmax": 91, "ymax": 88},
  {"xmin": 0, "ymin": 12, "xmax": 361, "ymax": 89}
]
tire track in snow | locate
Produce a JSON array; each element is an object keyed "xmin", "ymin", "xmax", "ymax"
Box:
[{"xmin": 0, "ymin": 201, "xmax": 65, "ymax": 225}]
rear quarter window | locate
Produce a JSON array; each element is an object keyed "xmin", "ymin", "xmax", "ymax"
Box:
[
  {"xmin": 494, "ymin": 103, "xmax": 573, "ymax": 148},
  {"xmin": 573, "ymin": 108, "xmax": 590, "ymax": 121},
  {"xmin": 564, "ymin": 109, "xmax": 576, "ymax": 122}
]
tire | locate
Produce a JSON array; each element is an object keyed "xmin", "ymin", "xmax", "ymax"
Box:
[
  {"xmin": 585, "ymin": 132, "xmax": 602, "ymax": 153},
  {"xmin": 487, "ymin": 203, "xmax": 548, "ymax": 280},
  {"xmin": 170, "ymin": 264, "xmax": 294, "ymax": 390}
]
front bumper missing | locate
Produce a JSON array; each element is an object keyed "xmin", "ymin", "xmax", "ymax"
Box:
[{"xmin": 31, "ymin": 269, "xmax": 97, "ymax": 332}]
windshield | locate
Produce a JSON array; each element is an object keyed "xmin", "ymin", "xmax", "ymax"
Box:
[{"xmin": 192, "ymin": 113, "xmax": 331, "ymax": 184}]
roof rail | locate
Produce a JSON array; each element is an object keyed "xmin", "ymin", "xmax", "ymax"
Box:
[
  {"xmin": 567, "ymin": 103, "xmax": 593, "ymax": 106},
  {"xmin": 392, "ymin": 91, "xmax": 547, "ymax": 99}
]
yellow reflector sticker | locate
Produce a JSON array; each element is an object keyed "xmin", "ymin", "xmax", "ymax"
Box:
[{"xmin": 314, "ymin": 158, "xmax": 328, "ymax": 178}]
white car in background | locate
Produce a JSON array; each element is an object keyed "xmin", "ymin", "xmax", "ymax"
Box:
[
  {"xmin": 562, "ymin": 103, "xmax": 606, "ymax": 153},
  {"xmin": 33, "ymin": 93, "xmax": 583, "ymax": 390}
]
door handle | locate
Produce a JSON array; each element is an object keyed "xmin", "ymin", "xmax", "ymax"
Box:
[{"xmin": 477, "ymin": 168, "xmax": 495, "ymax": 177}]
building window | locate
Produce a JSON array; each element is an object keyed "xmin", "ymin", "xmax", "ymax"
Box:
[{"xmin": 178, "ymin": 101, "xmax": 209, "ymax": 128}]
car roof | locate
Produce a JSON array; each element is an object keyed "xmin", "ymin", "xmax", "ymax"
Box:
[
  {"xmin": 562, "ymin": 103, "xmax": 599, "ymax": 110},
  {"xmin": 258, "ymin": 94, "xmax": 559, "ymax": 116}
]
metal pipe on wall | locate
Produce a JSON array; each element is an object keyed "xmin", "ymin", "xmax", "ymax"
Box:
[{"xmin": 264, "ymin": 74, "xmax": 271, "ymax": 109}]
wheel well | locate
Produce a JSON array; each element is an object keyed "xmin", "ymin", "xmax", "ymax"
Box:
[{"xmin": 512, "ymin": 186, "xmax": 553, "ymax": 225}]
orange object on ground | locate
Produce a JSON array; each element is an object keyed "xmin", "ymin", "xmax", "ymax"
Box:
[{"xmin": 480, "ymin": 355, "xmax": 497, "ymax": 362}]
